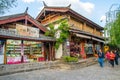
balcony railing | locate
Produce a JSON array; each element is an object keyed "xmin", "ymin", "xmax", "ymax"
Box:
[{"xmin": 0, "ymin": 28, "xmax": 55, "ymax": 41}]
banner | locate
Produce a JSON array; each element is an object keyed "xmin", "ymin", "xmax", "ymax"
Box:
[
  {"xmin": 16, "ymin": 24, "xmax": 39, "ymax": 37},
  {"xmin": 7, "ymin": 40, "xmax": 21, "ymax": 45}
]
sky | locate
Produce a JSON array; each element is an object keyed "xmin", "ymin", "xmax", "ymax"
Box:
[{"xmin": 1, "ymin": 0, "xmax": 120, "ymax": 27}]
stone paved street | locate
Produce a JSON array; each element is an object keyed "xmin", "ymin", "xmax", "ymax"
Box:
[{"xmin": 0, "ymin": 60, "xmax": 120, "ymax": 80}]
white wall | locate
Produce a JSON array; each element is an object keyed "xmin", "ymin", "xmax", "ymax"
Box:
[
  {"xmin": 0, "ymin": 44, "xmax": 4, "ymax": 64},
  {"xmin": 55, "ymin": 44, "xmax": 63, "ymax": 59},
  {"xmin": 0, "ymin": 55, "xmax": 4, "ymax": 64}
]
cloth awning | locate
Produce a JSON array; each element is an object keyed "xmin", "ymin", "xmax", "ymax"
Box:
[
  {"xmin": 75, "ymin": 33, "xmax": 104, "ymax": 43},
  {"xmin": 92, "ymin": 37, "xmax": 104, "ymax": 43},
  {"xmin": 76, "ymin": 33, "xmax": 91, "ymax": 39}
]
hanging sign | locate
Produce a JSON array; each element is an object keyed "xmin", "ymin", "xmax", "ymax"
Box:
[{"xmin": 16, "ymin": 24, "xmax": 39, "ymax": 37}]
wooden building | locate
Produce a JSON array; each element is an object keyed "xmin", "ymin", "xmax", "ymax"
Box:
[
  {"xmin": 0, "ymin": 12, "xmax": 55, "ymax": 64},
  {"xmin": 36, "ymin": 4, "xmax": 104, "ymax": 59}
]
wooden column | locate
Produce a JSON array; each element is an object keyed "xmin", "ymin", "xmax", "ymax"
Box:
[
  {"xmin": 42, "ymin": 43, "xmax": 45, "ymax": 61},
  {"xmin": 93, "ymin": 28, "xmax": 96, "ymax": 34},
  {"xmin": 82, "ymin": 22, "xmax": 86, "ymax": 31},
  {"xmin": 48, "ymin": 43, "xmax": 51, "ymax": 61},
  {"xmin": 21, "ymin": 40, "xmax": 24, "ymax": 63},
  {"xmin": 93, "ymin": 42, "xmax": 95, "ymax": 54},
  {"xmin": 4, "ymin": 40, "xmax": 7, "ymax": 64},
  {"xmin": 53, "ymin": 42, "xmax": 55, "ymax": 60},
  {"xmin": 50, "ymin": 43, "xmax": 52, "ymax": 61},
  {"xmin": 51, "ymin": 42, "xmax": 55, "ymax": 61}
]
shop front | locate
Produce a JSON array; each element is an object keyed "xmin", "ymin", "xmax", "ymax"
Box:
[
  {"xmin": 6, "ymin": 40, "xmax": 44, "ymax": 64},
  {"xmin": 69, "ymin": 29, "xmax": 104, "ymax": 59},
  {"xmin": 0, "ymin": 27, "xmax": 55, "ymax": 64},
  {"xmin": 0, "ymin": 12, "xmax": 55, "ymax": 64}
]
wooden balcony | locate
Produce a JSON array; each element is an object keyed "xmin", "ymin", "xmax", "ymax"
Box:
[{"xmin": 0, "ymin": 28, "xmax": 55, "ymax": 41}]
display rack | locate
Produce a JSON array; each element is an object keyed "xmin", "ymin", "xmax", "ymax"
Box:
[
  {"xmin": 6, "ymin": 44, "xmax": 21, "ymax": 64},
  {"xmin": 6, "ymin": 43, "xmax": 44, "ymax": 64}
]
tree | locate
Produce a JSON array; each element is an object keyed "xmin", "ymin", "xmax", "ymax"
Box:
[
  {"xmin": 45, "ymin": 19, "xmax": 69, "ymax": 49},
  {"xmin": 109, "ymin": 12, "xmax": 120, "ymax": 47},
  {"xmin": 0, "ymin": 0, "xmax": 17, "ymax": 14}
]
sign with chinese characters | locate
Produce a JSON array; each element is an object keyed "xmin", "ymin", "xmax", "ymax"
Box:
[
  {"xmin": 16, "ymin": 24, "xmax": 39, "ymax": 37},
  {"xmin": 7, "ymin": 40, "xmax": 21, "ymax": 45}
]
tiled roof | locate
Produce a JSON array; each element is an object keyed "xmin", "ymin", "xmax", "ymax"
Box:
[
  {"xmin": 0, "ymin": 13, "xmax": 25, "ymax": 20},
  {"xmin": 0, "ymin": 12, "xmax": 47, "ymax": 32},
  {"xmin": 36, "ymin": 6, "xmax": 104, "ymax": 30}
]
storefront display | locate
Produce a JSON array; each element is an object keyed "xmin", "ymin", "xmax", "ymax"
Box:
[
  {"xmin": 6, "ymin": 40, "xmax": 44, "ymax": 64},
  {"xmin": 6, "ymin": 40, "xmax": 22, "ymax": 64},
  {"xmin": 85, "ymin": 42, "xmax": 93, "ymax": 54},
  {"xmin": 70, "ymin": 41, "xmax": 80, "ymax": 57}
]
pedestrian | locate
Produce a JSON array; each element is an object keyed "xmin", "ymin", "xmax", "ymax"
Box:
[
  {"xmin": 109, "ymin": 50, "xmax": 115, "ymax": 67},
  {"xmin": 114, "ymin": 49, "xmax": 119, "ymax": 65},
  {"xmin": 105, "ymin": 50, "xmax": 110, "ymax": 65},
  {"xmin": 105, "ymin": 50, "xmax": 110, "ymax": 60},
  {"xmin": 97, "ymin": 49, "xmax": 104, "ymax": 67}
]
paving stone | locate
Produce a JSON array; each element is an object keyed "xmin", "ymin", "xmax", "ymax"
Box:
[{"xmin": 0, "ymin": 59, "xmax": 120, "ymax": 80}]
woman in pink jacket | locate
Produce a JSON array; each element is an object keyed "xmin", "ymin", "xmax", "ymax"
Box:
[
  {"xmin": 105, "ymin": 50, "xmax": 110, "ymax": 60},
  {"xmin": 105, "ymin": 50, "xmax": 111, "ymax": 65}
]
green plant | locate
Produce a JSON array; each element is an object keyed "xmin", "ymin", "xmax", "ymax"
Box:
[
  {"xmin": 63, "ymin": 56, "xmax": 78, "ymax": 62},
  {"xmin": 45, "ymin": 19, "xmax": 69, "ymax": 49},
  {"xmin": 107, "ymin": 12, "xmax": 120, "ymax": 46}
]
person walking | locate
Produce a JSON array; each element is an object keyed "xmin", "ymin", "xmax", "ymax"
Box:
[
  {"xmin": 105, "ymin": 50, "xmax": 110, "ymax": 65},
  {"xmin": 114, "ymin": 49, "xmax": 119, "ymax": 65},
  {"xmin": 97, "ymin": 49, "xmax": 104, "ymax": 67},
  {"xmin": 109, "ymin": 50, "xmax": 115, "ymax": 67}
]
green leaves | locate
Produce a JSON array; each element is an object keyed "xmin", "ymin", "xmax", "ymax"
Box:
[
  {"xmin": 45, "ymin": 24, "xmax": 56, "ymax": 37},
  {"xmin": 45, "ymin": 19, "xmax": 69, "ymax": 49},
  {"xmin": 109, "ymin": 12, "xmax": 120, "ymax": 46},
  {"xmin": 63, "ymin": 56, "xmax": 78, "ymax": 62}
]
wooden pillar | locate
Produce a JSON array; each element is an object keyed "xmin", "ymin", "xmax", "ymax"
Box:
[
  {"xmin": 50, "ymin": 43, "xmax": 52, "ymax": 61},
  {"xmin": 51, "ymin": 42, "xmax": 55, "ymax": 61},
  {"xmin": 48, "ymin": 43, "xmax": 51, "ymax": 61},
  {"xmin": 44, "ymin": 43, "xmax": 47, "ymax": 61},
  {"xmin": 82, "ymin": 22, "xmax": 86, "ymax": 31},
  {"xmin": 93, "ymin": 42, "xmax": 95, "ymax": 54},
  {"xmin": 4, "ymin": 40, "xmax": 7, "ymax": 64},
  {"xmin": 93, "ymin": 28, "xmax": 96, "ymax": 34},
  {"xmin": 42, "ymin": 43, "xmax": 45, "ymax": 61},
  {"xmin": 53, "ymin": 42, "xmax": 55, "ymax": 60},
  {"xmin": 21, "ymin": 40, "xmax": 24, "ymax": 62}
]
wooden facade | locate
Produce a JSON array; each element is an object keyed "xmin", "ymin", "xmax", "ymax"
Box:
[
  {"xmin": 36, "ymin": 5, "xmax": 104, "ymax": 59},
  {"xmin": 0, "ymin": 12, "xmax": 55, "ymax": 64}
]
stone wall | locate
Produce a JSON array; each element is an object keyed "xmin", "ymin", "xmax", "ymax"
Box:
[
  {"xmin": 0, "ymin": 57, "xmax": 97, "ymax": 76},
  {"xmin": 0, "ymin": 61, "xmax": 59, "ymax": 76}
]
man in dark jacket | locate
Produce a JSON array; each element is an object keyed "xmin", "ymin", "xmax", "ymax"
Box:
[
  {"xmin": 97, "ymin": 49, "xmax": 104, "ymax": 67},
  {"xmin": 114, "ymin": 49, "xmax": 119, "ymax": 65}
]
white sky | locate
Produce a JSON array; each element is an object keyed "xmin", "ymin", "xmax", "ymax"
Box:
[{"xmin": 1, "ymin": 0, "xmax": 120, "ymax": 27}]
